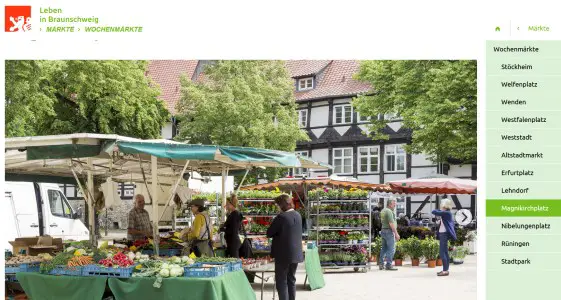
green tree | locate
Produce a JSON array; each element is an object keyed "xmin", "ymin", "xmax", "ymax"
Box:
[
  {"xmin": 5, "ymin": 60, "xmax": 170, "ymax": 139},
  {"xmin": 176, "ymin": 61, "xmax": 309, "ymax": 182},
  {"xmin": 5, "ymin": 60, "xmax": 56, "ymax": 137},
  {"xmin": 353, "ymin": 60, "xmax": 477, "ymax": 163}
]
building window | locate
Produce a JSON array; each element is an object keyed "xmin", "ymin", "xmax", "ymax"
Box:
[
  {"xmin": 298, "ymin": 110, "xmax": 307, "ymax": 128},
  {"xmin": 298, "ymin": 77, "xmax": 313, "ymax": 91},
  {"xmin": 357, "ymin": 113, "xmax": 370, "ymax": 123},
  {"xmin": 294, "ymin": 151, "xmax": 309, "ymax": 177},
  {"xmin": 385, "ymin": 144, "xmax": 406, "ymax": 172},
  {"xmin": 334, "ymin": 105, "xmax": 352, "ymax": 124},
  {"xmin": 333, "ymin": 148, "xmax": 353, "ymax": 174},
  {"xmin": 384, "ymin": 113, "xmax": 401, "ymax": 121},
  {"xmin": 358, "ymin": 146, "xmax": 379, "ymax": 173}
]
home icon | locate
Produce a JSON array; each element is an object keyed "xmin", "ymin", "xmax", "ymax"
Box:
[{"xmin": 495, "ymin": 26, "xmax": 501, "ymax": 32}]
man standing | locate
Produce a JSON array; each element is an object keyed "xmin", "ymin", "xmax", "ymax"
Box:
[
  {"xmin": 379, "ymin": 198, "xmax": 400, "ymax": 270},
  {"xmin": 127, "ymin": 194, "xmax": 153, "ymax": 241},
  {"xmin": 267, "ymin": 194, "xmax": 303, "ymax": 300}
]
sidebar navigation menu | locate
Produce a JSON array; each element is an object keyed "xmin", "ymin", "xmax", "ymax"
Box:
[{"xmin": 487, "ymin": 40, "xmax": 561, "ymax": 300}]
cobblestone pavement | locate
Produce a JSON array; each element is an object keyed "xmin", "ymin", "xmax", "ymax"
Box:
[{"xmin": 251, "ymin": 255, "xmax": 477, "ymax": 300}]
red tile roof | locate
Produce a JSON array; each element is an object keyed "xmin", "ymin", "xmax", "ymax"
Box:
[
  {"xmin": 286, "ymin": 60, "xmax": 372, "ymax": 102},
  {"xmin": 285, "ymin": 60, "xmax": 331, "ymax": 78},
  {"xmin": 147, "ymin": 60, "xmax": 198, "ymax": 115},
  {"xmin": 147, "ymin": 60, "xmax": 373, "ymax": 114}
]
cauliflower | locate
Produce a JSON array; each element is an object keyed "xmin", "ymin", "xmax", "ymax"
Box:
[
  {"xmin": 159, "ymin": 269, "xmax": 170, "ymax": 278},
  {"xmin": 169, "ymin": 266, "xmax": 184, "ymax": 277},
  {"xmin": 127, "ymin": 252, "xmax": 136, "ymax": 261}
]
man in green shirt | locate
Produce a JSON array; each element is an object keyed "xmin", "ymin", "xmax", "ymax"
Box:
[{"xmin": 379, "ymin": 199, "xmax": 400, "ymax": 270}]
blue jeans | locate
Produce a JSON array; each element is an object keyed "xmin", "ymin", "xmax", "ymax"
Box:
[
  {"xmin": 439, "ymin": 232, "xmax": 451, "ymax": 271},
  {"xmin": 379, "ymin": 229, "xmax": 396, "ymax": 268}
]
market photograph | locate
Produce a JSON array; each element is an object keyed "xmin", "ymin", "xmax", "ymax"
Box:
[{"xmin": 4, "ymin": 60, "xmax": 477, "ymax": 300}]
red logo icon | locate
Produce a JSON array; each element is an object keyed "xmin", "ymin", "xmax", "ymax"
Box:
[{"xmin": 5, "ymin": 6, "xmax": 31, "ymax": 32}]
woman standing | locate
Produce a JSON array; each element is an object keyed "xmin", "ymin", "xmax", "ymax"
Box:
[
  {"xmin": 432, "ymin": 199, "xmax": 457, "ymax": 277},
  {"xmin": 220, "ymin": 195, "xmax": 243, "ymax": 258},
  {"xmin": 267, "ymin": 194, "xmax": 303, "ymax": 300},
  {"xmin": 187, "ymin": 198, "xmax": 214, "ymax": 257}
]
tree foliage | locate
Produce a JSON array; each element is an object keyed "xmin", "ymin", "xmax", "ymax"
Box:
[
  {"xmin": 5, "ymin": 60, "xmax": 169, "ymax": 138},
  {"xmin": 176, "ymin": 60, "xmax": 308, "ymax": 149},
  {"xmin": 353, "ymin": 60, "xmax": 477, "ymax": 163},
  {"xmin": 176, "ymin": 61, "xmax": 309, "ymax": 183}
]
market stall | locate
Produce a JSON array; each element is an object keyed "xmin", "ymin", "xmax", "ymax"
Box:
[{"xmin": 5, "ymin": 134, "xmax": 330, "ymax": 299}]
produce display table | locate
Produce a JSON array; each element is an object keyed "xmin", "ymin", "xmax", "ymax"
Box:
[
  {"xmin": 245, "ymin": 247, "xmax": 326, "ymax": 300},
  {"xmin": 109, "ymin": 271, "xmax": 255, "ymax": 300},
  {"xmin": 16, "ymin": 271, "xmax": 255, "ymax": 300},
  {"xmin": 16, "ymin": 273, "xmax": 107, "ymax": 300},
  {"xmin": 244, "ymin": 263, "xmax": 276, "ymax": 300}
]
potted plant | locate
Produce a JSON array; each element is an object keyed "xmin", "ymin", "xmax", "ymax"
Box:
[
  {"xmin": 464, "ymin": 230, "xmax": 477, "ymax": 254},
  {"xmin": 421, "ymin": 237, "xmax": 439, "ymax": 268},
  {"xmin": 405, "ymin": 236, "xmax": 423, "ymax": 266},
  {"xmin": 370, "ymin": 236, "xmax": 382, "ymax": 263},
  {"xmin": 451, "ymin": 246, "xmax": 469, "ymax": 264},
  {"xmin": 437, "ymin": 255, "xmax": 443, "ymax": 266},
  {"xmin": 394, "ymin": 240, "xmax": 405, "ymax": 266},
  {"xmin": 342, "ymin": 253, "xmax": 352, "ymax": 266}
]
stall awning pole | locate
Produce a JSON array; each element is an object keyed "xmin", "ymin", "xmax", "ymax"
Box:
[
  {"xmin": 151, "ymin": 155, "xmax": 159, "ymax": 256},
  {"xmin": 221, "ymin": 167, "xmax": 228, "ymax": 222},
  {"xmin": 235, "ymin": 169, "xmax": 250, "ymax": 194},
  {"xmin": 87, "ymin": 158, "xmax": 96, "ymax": 246},
  {"xmin": 158, "ymin": 160, "xmax": 190, "ymax": 222}
]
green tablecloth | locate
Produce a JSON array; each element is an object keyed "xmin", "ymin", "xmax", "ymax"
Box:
[
  {"xmin": 108, "ymin": 270, "xmax": 256, "ymax": 300},
  {"xmin": 16, "ymin": 273, "xmax": 107, "ymax": 300},
  {"xmin": 304, "ymin": 247, "xmax": 325, "ymax": 290}
]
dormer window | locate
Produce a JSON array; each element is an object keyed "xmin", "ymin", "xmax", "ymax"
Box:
[{"xmin": 298, "ymin": 77, "xmax": 314, "ymax": 91}]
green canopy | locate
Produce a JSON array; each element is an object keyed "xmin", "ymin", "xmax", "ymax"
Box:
[{"xmin": 5, "ymin": 134, "xmax": 331, "ymax": 180}]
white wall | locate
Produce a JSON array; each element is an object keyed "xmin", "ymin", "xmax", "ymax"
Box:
[
  {"xmin": 333, "ymin": 98, "xmax": 351, "ymax": 105},
  {"xmin": 161, "ymin": 122, "xmax": 173, "ymax": 139},
  {"xmin": 448, "ymin": 164, "xmax": 473, "ymax": 178},
  {"xmin": 411, "ymin": 166, "xmax": 438, "ymax": 179},
  {"xmin": 310, "ymin": 106, "xmax": 329, "ymax": 127},
  {"xmin": 309, "ymin": 148, "xmax": 329, "ymax": 177},
  {"xmin": 311, "ymin": 148, "xmax": 329, "ymax": 164},
  {"xmin": 384, "ymin": 173, "xmax": 407, "ymax": 182},
  {"xmin": 357, "ymin": 175, "xmax": 381, "ymax": 184},
  {"xmin": 311, "ymin": 101, "xmax": 329, "ymax": 107},
  {"xmin": 411, "ymin": 153, "xmax": 435, "ymax": 166}
]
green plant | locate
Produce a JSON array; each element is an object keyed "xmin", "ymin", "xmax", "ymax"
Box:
[
  {"xmin": 326, "ymin": 189, "xmax": 341, "ymax": 199},
  {"xmin": 394, "ymin": 240, "xmax": 405, "ymax": 260},
  {"xmin": 421, "ymin": 237, "xmax": 439, "ymax": 260},
  {"xmin": 404, "ymin": 236, "xmax": 423, "ymax": 259},
  {"xmin": 371, "ymin": 236, "xmax": 382, "ymax": 258},
  {"xmin": 451, "ymin": 246, "xmax": 469, "ymax": 260},
  {"xmin": 453, "ymin": 226, "xmax": 470, "ymax": 246}
]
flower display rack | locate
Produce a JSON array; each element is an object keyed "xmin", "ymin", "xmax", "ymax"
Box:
[{"xmin": 308, "ymin": 187, "xmax": 372, "ymax": 272}]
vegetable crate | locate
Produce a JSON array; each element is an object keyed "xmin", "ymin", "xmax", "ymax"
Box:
[
  {"xmin": 184, "ymin": 264, "xmax": 227, "ymax": 278},
  {"xmin": 194, "ymin": 261, "xmax": 242, "ymax": 272},
  {"xmin": 49, "ymin": 266, "xmax": 83, "ymax": 276},
  {"xmin": 5, "ymin": 263, "xmax": 40, "ymax": 274},
  {"xmin": 82, "ymin": 265, "xmax": 135, "ymax": 278}
]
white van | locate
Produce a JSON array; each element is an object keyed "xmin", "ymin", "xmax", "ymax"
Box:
[{"xmin": 5, "ymin": 181, "xmax": 90, "ymax": 249}]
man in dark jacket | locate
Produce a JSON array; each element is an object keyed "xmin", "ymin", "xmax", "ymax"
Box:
[{"xmin": 267, "ymin": 194, "xmax": 303, "ymax": 300}]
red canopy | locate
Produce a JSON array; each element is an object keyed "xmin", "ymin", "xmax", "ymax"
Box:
[{"xmin": 387, "ymin": 178, "xmax": 477, "ymax": 195}]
